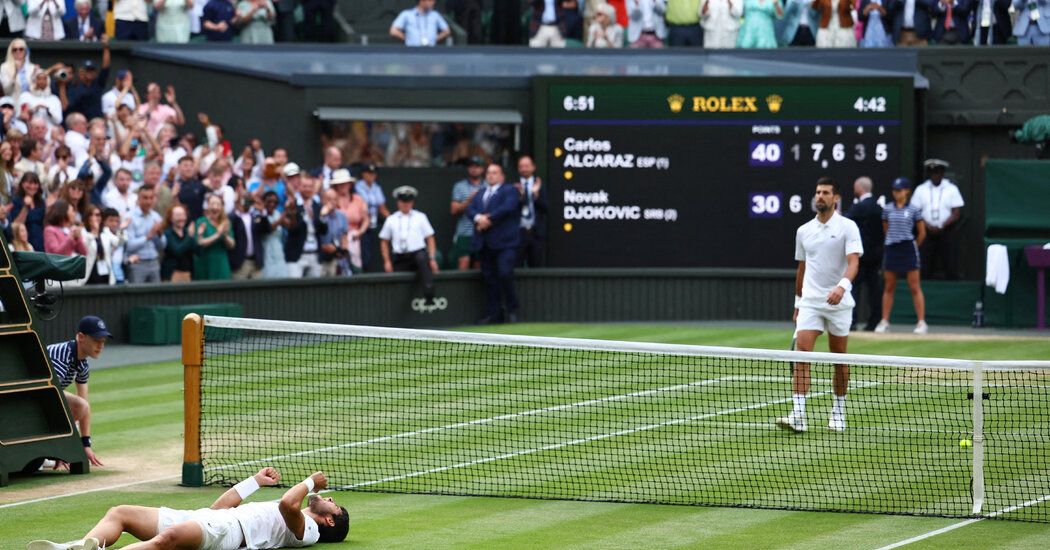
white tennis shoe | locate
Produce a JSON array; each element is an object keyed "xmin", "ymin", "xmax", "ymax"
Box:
[
  {"xmin": 776, "ymin": 413, "xmax": 807, "ymax": 433},
  {"xmin": 913, "ymin": 320, "xmax": 929, "ymax": 335},
  {"xmin": 27, "ymin": 537, "xmax": 98, "ymax": 550},
  {"xmin": 828, "ymin": 413, "xmax": 847, "ymax": 432},
  {"xmin": 874, "ymin": 320, "xmax": 890, "ymax": 333}
]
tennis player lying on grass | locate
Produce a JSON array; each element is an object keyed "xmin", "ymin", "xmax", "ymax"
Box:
[{"xmin": 28, "ymin": 468, "xmax": 349, "ymax": 550}]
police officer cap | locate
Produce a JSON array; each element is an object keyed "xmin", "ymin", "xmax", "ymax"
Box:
[
  {"xmin": 393, "ymin": 186, "xmax": 418, "ymax": 201},
  {"xmin": 891, "ymin": 177, "xmax": 911, "ymax": 190}
]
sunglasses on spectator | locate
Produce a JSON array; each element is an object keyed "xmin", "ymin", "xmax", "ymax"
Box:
[{"xmin": 11, "ymin": 47, "xmax": 24, "ymax": 52}]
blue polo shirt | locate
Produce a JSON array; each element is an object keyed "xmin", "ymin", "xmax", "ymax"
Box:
[
  {"xmin": 46, "ymin": 340, "xmax": 90, "ymax": 390},
  {"xmin": 391, "ymin": 7, "xmax": 449, "ymax": 46},
  {"xmin": 203, "ymin": 0, "xmax": 237, "ymax": 41}
]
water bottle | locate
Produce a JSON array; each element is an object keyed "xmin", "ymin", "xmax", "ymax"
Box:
[{"xmin": 972, "ymin": 300, "xmax": 985, "ymax": 328}]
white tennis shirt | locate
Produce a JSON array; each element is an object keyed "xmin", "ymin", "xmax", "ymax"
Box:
[
  {"xmin": 232, "ymin": 502, "xmax": 320, "ymax": 549},
  {"xmin": 795, "ymin": 211, "xmax": 864, "ymax": 311}
]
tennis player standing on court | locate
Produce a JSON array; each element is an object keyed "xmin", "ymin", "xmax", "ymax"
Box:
[{"xmin": 778, "ymin": 177, "xmax": 863, "ymax": 433}]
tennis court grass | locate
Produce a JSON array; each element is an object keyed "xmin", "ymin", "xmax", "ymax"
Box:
[{"xmin": 3, "ymin": 324, "xmax": 1049, "ymax": 549}]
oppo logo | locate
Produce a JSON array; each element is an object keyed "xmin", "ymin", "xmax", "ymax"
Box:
[{"xmin": 412, "ymin": 297, "xmax": 448, "ymax": 314}]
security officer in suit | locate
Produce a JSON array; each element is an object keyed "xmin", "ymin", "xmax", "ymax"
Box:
[
  {"xmin": 845, "ymin": 176, "xmax": 883, "ymax": 331},
  {"xmin": 467, "ymin": 163, "xmax": 521, "ymax": 324},
  {"xmin": 515, "ymin": 154, "xmax": 547, "ymax": 268}
]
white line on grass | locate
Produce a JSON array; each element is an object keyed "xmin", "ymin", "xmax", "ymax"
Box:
[
  {"xmin": 874, "ymin": 493, "xmax": 1050, "ymax": 549},
  {"xmin": 334, "ymin": 381, "xmax": 879, "ymax": 491},
  {"xmin": 0, "ymin": 474, "xmax": 180, "ymax": 509}
]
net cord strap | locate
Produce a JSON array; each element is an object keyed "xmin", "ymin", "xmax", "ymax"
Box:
[
  {"xmin": 201, "ymin": 316, "xmax": 1050, "ymax": 373},
  {"xmin": 972, "ymin": 361, "xmax": 985, "ymax": 515}
]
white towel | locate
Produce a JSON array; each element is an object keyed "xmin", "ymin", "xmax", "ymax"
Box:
[{"xmin": 985, "ymin": 244, "xmax": 1010, "ymax": 294}]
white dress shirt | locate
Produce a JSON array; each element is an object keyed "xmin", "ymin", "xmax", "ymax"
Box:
[
  {"xmin": 379, "ymin": 209, "xmax": 434, "ymax": 254},
  {"xmin": 910, "ymin": 179, "xmax": 964, "ymax": 229}
]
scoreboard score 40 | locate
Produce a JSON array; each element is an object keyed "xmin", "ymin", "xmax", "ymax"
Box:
[{"xmin": 534, "ymin": 77, "xmax": 916, "ymax": 268}]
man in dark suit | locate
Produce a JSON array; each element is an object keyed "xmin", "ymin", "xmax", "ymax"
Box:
[
  {"xmin": 64, "ymin": 0, "xmax": 105, "ymax": 42},
  {"xmin": 309, "ymin": 146, "xmax": 348, "ymax": 191},
  {"xmin": 931, "ymin": 0, "xmax": 973, "ymax": 43},
  {"xmin": 283, "ymin": 175, "xmax": 328, "ymax": 278},
  {"xmin": 467, "ymin": 163, "xmax": 521, "ymax": 324},
  {"xmin": 514, "ymin": 154, "xmax": 547, "ymax": 268},
  {"xmin": 887, "ymin": 0, "xmax": 936, "ymax": 44},
  {"xmin": 973, "ymin": 0, "xmax": 1011, "ymax": 44},
  {"xmin": 845, "ymin": 176, "xmax": 884, "ymax": 331}
]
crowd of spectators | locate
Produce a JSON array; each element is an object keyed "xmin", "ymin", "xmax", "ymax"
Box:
[
  {"xmin": 398, "ymin": 0, "xmax": 1049, "ymax": 48},
  {"xmin": 0, "ymin": 0, "xmax": 336, "ymax": 43}
]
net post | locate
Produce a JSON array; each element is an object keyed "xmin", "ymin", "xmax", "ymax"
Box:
[
  {"xmin": 971, "ymin": 361, "xmax": 985, "ymax": 515},
  {"xmin": 181, "ymin": 313, "xmax": 204, "ymax": 487}
]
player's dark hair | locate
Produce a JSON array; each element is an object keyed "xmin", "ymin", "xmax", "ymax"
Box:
[
  {"xmin": 815, "ymin": 177, "xmax": 838, "ymax": 194},
  {"xmin": 317, "ymin": 506, "xmax": 350, "ymax": 543}
]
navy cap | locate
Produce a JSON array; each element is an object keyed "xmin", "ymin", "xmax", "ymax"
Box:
[
  {"xmin": 361, "ymin": 163, "xmax": 377, "ymax": 173},
  {"xmin": 892, "ymin": 177, "xmax": 912, "ymax": 190},
  {"xmin": 81, "ymin": 59, "xmax": 97, "ymax": 71},
  {"xmin": 78, "ymin": 315, "xmax": 113, "ymax": 339}
]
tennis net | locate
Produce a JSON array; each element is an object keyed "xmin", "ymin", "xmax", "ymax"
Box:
[{"xmin": 182, "ymin": 315, "xmax": 1050, "ymax": 522}]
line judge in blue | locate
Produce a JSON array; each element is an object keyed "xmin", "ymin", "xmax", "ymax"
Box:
[
  {"xmin": 390, "ymin": 0, "xmax": 451, "ymax": 47},
  {"xmin": 467, "ymin": 163, "xmax": 522, "ymax": 324}
]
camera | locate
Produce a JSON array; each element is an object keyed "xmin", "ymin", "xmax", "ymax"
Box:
[{"xmin": 56, "ymin": 68, "xmax": 69, "ymax": 80}]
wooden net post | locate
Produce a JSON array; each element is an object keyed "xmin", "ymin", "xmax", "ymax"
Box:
[{"xmin": 181, "ymin": 313, "xmax": 204, "ymax": 487}]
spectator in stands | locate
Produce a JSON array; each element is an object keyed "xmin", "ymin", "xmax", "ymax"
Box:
[
  {"xmin": 911, "ymin": 158, "xmax": 964, "ymax": 280},
  {"xmin": 530, "ymin": 0, "xmax": 570, "ymax": 46},
  {"xmin": 20, "ymin": 69, "xmax": 61, "ymax": 127},
  {"xmin": 203, "ymin": 162, "xmax": 235, "ymax": 214},
  {"xmin": 64, "ymin": 113, "xmax": 88, "ymax": 164},
  {"xmin": 354, "ymin": 163, "xmax": 387, "ymax": 272},
  {"xmin": 391, "ymin": 0, "xmax": 451, "ymax": 46},
  {"xmin": 875, "ymin": 177, "xmax": 927, "ymax": 334},
  {"xmin": 137, "ymin": 84, "xmax": 185, "ymax": 137},
  {"xmin": 55, "ymin": 175, "xmax": 88, "ymax": 222},
  {"xmin": 100, "ymin": 207, "xmax": 127, "ymax": 284},
  {"xmin": 101, "ymin": 69, "xmax": 137, "ymax": 117},
  {"xmin": 1, "ymin": 96, "xmax": 24, "ymax": 136},
  {"xmin": 273, "ymin": 0, "xmax": 295, "ymax": 41},
  {"xmin": 194, "ymin": 193, "xmax": 235, "ymax": 280},
  {"xmin": 491, "ymin": 0, "xmax": 523, "ymax": 44},
  {"xmin": 176, "ymin": 155, "xmax": 207, "ymax": 221},
  {"xmin": 124, "ymin": 183, "xmax": 165, "ymax": 283},
  {"xmin": 859, "ymin": 0, "xmax": 893, "ymax": 46},
  {"xmin": 973, "ymin": 0, "xmax": 1011, "ymax": 44},
  {"xmin": 666, "ymin": 0, "xmax": 704, "ymax": 45},
  {"xmin": 161, "ymin": 204, "xmax": 196, "ymax": 282},
  {"xmin": 115, "ymin": 0, "xmax": 150, "ymax": 40},
  {"xmin": 329, "ymin": 168, "xmax": 366, "ymax": 272},
  {"xmin": 701, "ymin": 0, "xmax": 743, "ymax": 48},
  {"xmin": 142, "ymin": 161, "xmax": 174, "ymax": 217},
  {"xmin": 237, "ymin": 0, "xmax": 276, "ymax": 43},
  {"xmin": 311, "ymin": 146, "xmax": 346, "ymax": 190},
  {"xmin": 228, "ymin": 179, "xmax": 258, "ymax": 279},
  {"xmin": 25, "ymin": 0, "xmax": 66, "ymax": 40},
  {"xmin": 102, "ymin": 167, "xmax": 136, "ymax": 221},
  {"xmin": 248, "ymin": 157, "xmax": 286, "ymax": 211},
  {"xmin": 515, "ymin": 155, "xmax": 547, "ymax": 268},
  {"xmin": 380, "ymin": 185, "xmax": 439, "ymax": 303},
  {"xmin": 43, "ymin": 198, "xmax": 86, "ymax": 256},
  {"xmin": 778, "ymin": 0, "xmax": 816, "ymax": 45},
  {"xmin": 0, "ymin": 0, "xmax": 26, "ymax": 39},
  {"xmin": 49, "ymin": 147, "xmax": 78, "ymax": 195},
  {"xmin": 155, "ymin": 0, "xmax": 194, "ymax": 43},
  {"xmin": 1013, "ymin": 0, "xmax": 1050, "ymax": 44},
  {"xmin": 15, "ymin": 138, "xmax": 46, "ymax": 183},
  {"xmin": 284, "ymin": 173, "xmax": 324, "ymax": 277},
  {"xmin": 845, "ymin": 176, "xmax": 883, "ymax": 331},
  {"xmin": 587, "ymin": 3, "xmax": 624, "ymax": 46},
  {"xmin": 1, "ymin": 39, "xmax": 36, "ymax": 102},
  {"xmin": 80, "ymin": 204, "xmax": 116, "ymax": 285},
  {"xmin": 64, "ymin": 0, "xmax": 104, "ymax": 41},
  {"xmin": 9, "ymin": 220, "xmax": 33, "ymax": 251},
  {"xmin": 58, "ymin": 39, "xmax": 110, "ymax": 121},
  {"xmin": 0, "ymin": 141, "xmax": 14, "ymax": 204},
  {"xmin": 812, "ymin": 0, "xmax": 856, "ymax": 46},
  {"xmin": 256, "ymin": 190, "xmax": 287, "ymax": 278},
  {"xmin": 319, "ymin": 186, "xmax": 349, "ymax": 276},
  {"xmin": 448, "ymin": 0, "xmax": 483, "ymax": 43},
  {"xmin": 449, "ymin": 156, "xmax": 484, "ymax": 270},
  {"xmin": 890, "ymin": 0, "xmax": 934, "ymax": 45},
  {"xmin": 737, "ymin": 0, "xmax": 783, "ymax": 47},
  {"xmin": 301, "ymin": 0, "xmax": 336, "ymax": 42},
  {"xmin": 46, "ymin": 315, "xmax": 111, "ymax": 467},
  {"xmin": 932, "ymin": 0, "xmax": 972, "ymax": 43},
  {"xmin": 468, "ymin": 163, "xmax": 521, "ymax": 324},
  {"xmin": 203, "ymin": 0, "xmax": 237, "ymax": 41},
  {"xmin": 627, "ymin": 0, "xmax": 667, "ymax": 47}
]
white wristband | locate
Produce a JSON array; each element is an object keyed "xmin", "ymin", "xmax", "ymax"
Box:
[
  {"xmin": 838, "ymin": 278, "xmax": 852, "ymax": 292},
  {"xmin": 234, "ymin": 476, "xmax": 260, "ymax": 499},
  {"xmin": 302, "ymin": 476, "xmax": 315, "ymax": 493},
  {"xmin": 794, "ymin": 295, "xmax": 802, "ymax": 308}
]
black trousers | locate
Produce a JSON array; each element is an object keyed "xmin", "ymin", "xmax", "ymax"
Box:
[
  {"xmin": 361, "ymin": 228, "xmax": 382, "ymax": 272},
  {"xmin": 852, "ymin": 258, "xmax": 882, "ymax": 330},
  {"xmin": 303, "ymin": 4, "xmax": 336, "ymax": 42},
  {"xmin": 790, "ymin": 25, "xmax": 816, "ymax": 46},
  {"xmin": 449, "ymin": 0, "xmax": 484, "ymax": 44},
  {"xmin": 392, "ymin": 249, "xmax": 435, "ymax": 300},
  {"xmin": 920, "ymin": 227, "xmax": 960, "ymax": 280},
  {"xmin": 490, "ymin": 1, "xmax": 522, "ymax": 44},
  {"xmin": 480, "ymin": 246, "xmax": 518, "ymax": 320},
  {"xmin": 516, "ymin": 228, "xmax": 545, "ymax": 268},
  {"xmin": 0, "ymin": 19, "xmax": 21, "ymax": 38}
]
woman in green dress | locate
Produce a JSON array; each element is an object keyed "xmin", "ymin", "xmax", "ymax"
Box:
[
  {"xmin": 236, "ymin": 0, "xmax": 276, "ymax": 44},
  {"xmin": 194, "ymin": 194, "xmax": 235, "ymax": 280},
  {"xmin": 737, "ymin": 0, "xmax": 784, "ymax": 48}
]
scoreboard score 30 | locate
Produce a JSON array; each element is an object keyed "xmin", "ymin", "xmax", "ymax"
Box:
[{"xmin": 534, "ymin": 77, "xmax": 916, "ymax": 268}]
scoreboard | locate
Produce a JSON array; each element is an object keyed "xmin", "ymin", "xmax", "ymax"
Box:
[{"xmin": 534, "ymin": 77, "xmax": 916, "ymax": 268}]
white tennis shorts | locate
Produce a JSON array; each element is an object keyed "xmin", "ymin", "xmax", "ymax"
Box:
[
  {"xmin": 157, "ymin": 507, "xmax": 244, "ymax": 550},
  {"xmin": 796, "ymin": 306, "xmax": 853, "ymax": 337}
]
